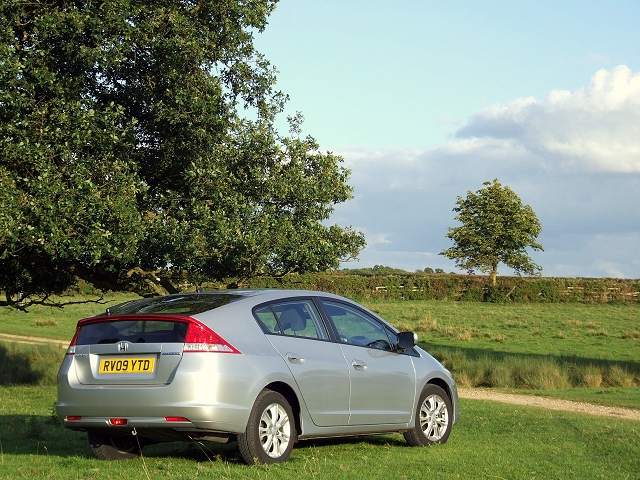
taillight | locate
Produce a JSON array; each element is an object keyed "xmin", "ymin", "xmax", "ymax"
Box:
[
  {"xmin": 183, "ymin": 319, "xmax": 240, "ymax": 353},
  {"xmin": 109, "ymin": 418, "xmax": 128, "ymax": 426},
  {"xmin": 66, "ymin": 325, "xmax": 81, "ymax": 355},
  {"xmin": 165, "ymin": 416, "xmax": 189, "ymax": 422}
]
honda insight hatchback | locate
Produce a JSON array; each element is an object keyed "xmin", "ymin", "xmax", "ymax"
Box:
[{"xmin": 56, "ymin": 290, "xmax": 459, "ymax": 464}]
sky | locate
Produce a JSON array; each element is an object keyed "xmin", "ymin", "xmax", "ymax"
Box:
[{"xmin": 254, "ymin": 0, "xmax": 640, "ymax": 278}]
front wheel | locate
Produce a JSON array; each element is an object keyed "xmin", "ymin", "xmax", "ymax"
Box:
[
  {"xmin": 403, "ymin": 384, "xmax": 453, "ymax": 446},
  {"xmin": 237, "ymin": 389, "xmax": 296, "ymax": 465},
  {"xmin": 87, "ymin": 432, "xmax": 140, "ymax": 460}
]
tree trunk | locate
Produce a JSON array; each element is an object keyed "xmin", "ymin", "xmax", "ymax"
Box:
[{"xmin": 491, "ymin": 265, "xmax": 498, "ymax": 286}]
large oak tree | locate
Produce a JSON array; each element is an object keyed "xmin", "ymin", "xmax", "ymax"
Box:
[{"xmin": 0, "ymin": 0, "xmax": 365, "ymax": 308}]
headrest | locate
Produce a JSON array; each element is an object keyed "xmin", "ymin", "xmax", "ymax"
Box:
[
  {"xmin": 325, "ymin": 305, "xmax": 348, "ymax": 317},
  {"xmin": 279, "ymin": 309, "xmax": 306, "ymax": 332}
]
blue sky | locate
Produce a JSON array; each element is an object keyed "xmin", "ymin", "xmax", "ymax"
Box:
[{"xmin": 255, "ymin": 1, "xmax": 640, "ymax": 278}]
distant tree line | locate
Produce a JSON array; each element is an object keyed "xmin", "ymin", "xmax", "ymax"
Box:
[{"xmin": 339, "ymin": 265, "xmax": 448, "ymax": 276}]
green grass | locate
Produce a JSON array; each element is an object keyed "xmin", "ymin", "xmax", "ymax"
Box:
[
  {"xmin": 0, "ymin": 342, "xmax": 66, "ymax": 386},
  {"xmin": 0, "ymin": 385, "xmax": 638, "ymax": 479},
  {"xmin": 360, "ymin": 300, "xmax": 640, "ymax": 396},
  {"xmin": 0, "ymin": 292, "xmax": 141, "ymax": 341},
  {"xmin": 1, "ymin": 296, "xmax": 639, "ymax": 405},
  {"xmin": 361, "ymin": 300, "xmax": 640, "ymax": 361},
  {"xmin": 3, "ymin": 295, "xmax": 637, "ymax": 358},
  {"xmin": 0, "ymin": 299, "xmax": 639, "ymax": 477}
]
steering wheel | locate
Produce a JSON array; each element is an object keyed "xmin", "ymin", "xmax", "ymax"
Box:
[{"xmin": 364, "ymin": 339, "xmax": 391, "ymax": 350}]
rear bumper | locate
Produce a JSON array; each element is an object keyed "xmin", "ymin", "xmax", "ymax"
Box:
[
  {"xmin": 60, "ymin": 416, "xmax": 234, "ymax": 443},
  {"xmin": 56, "ymin": 398, "xmax": 249, "ymax": 434},
  {"xmin": 56, "ymin": 353, "xmax": 261, "ymax": 434}
]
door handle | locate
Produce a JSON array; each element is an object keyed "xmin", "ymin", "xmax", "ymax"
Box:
[
  {"xmin": 286, "ymin": 353, "xmax": 305, "ymax": 364},
  {"xmin": 352, "ymin": 359, "xmax": 367, "ymax": 370}
]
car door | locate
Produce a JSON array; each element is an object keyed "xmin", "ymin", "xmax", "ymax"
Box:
[
  {"xmin": 319, "ymin": 299, "xmax": 416, "ymax": 425},
  {"xmin": 254, "ymin": 299, "xmax": 351, "ymax": 427}
]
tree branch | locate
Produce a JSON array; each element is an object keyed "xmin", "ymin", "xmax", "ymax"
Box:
[{"xmin": 0, "ymin": 294, "xmax": 106, "ymax": 312}]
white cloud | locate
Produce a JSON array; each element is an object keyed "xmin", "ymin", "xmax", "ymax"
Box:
[
  {"xmin": 455, "ymin": 65, "xmax": 640, "ymax": 172},
  {"xmin": 595, "ymin": 261, "xmax": 627, "ymax": 278},
  {"xmin": 361, "ymin": 231, "xmax": 393, "ymax": 245}
]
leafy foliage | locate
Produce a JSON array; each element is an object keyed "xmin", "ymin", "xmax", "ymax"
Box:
[
  {"xmin": 0, "ymin": 0, "xmax": 365, "ymax": 307},
  {"xmin": 245, "ymin": 273, "xmax": 640, "ymax": 303},
  {"xmin": 440, "ymin": 179, "xmax": 543, "ymax": 285},
  {"xmin": 339, "ymin": 265, "xmax": 420, "ymax": 275}
]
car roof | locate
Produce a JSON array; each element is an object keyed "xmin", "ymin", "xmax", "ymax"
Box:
[{"xmin": 101, "ymin": 289, "xmax": 346, "ymax": 316}]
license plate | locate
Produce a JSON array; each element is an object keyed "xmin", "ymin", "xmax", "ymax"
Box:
[{"xmin": 99, "ymin": 357, "xmax": 156, "ymax": 374}]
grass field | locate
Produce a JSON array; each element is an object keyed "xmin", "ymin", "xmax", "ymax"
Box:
[
  {"xmin": 0, "ymin": 292, "xmax": 140, "ymax": 341},
  {"xmin": 1, "ymin": 295, "xmax": 639, "ymax": 402},
  {"xmin": 360, "ymin": 300, "xmax": 640, "ymax": 361},
  {"xmin": 1, "ymin": 385, "xmax": 638, "ymax": 479},
  {"xmin": 3, "ymin": 295, "xmax": 637, "ymax": 355},
  {"xmin": 3, "ymin": 294, "xmax": 639, "ymax": 359},
  {"xmin": 1, "ymin": 296, "xmax": 639, "ymax": 477},
  {"xmin": 359, "ymin": 299, "xmax": 640, "ymax": 399}
]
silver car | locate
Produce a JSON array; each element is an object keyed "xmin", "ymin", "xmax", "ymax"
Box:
[{"xmin": 56, "ymin": 290, "xmax": 459, "ymax": 464}]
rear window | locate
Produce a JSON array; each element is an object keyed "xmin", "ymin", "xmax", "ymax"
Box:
[
  {"xmin": 76, "ymin": 320, "xmax": 189, "ymax": 345},
  {"xmin": 104, "ymin": 293, "xmax": 243, "ymax": 316}
]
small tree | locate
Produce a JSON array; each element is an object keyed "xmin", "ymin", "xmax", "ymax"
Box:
[{"xmin": 440, "ymin": 179, "xmax": 543, "ymax": 285}]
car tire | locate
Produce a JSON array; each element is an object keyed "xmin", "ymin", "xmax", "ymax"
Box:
[
  {"xmin": 237, "ymin": 389, "xmax": 296, "ymax": 465},
  {"xmin": 87, "ymin": 432, "xmax": 141, "ymax": 460},
  {"xmin": 403, "ymin": 384, "xmax": 453, "ymax": 447}
]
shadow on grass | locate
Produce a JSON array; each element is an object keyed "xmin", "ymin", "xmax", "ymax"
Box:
[
  {"xmin": 0, "ymin": 413, "xmax": 224, "ymax": 461},
  {"xmin": 297, "ymin": 433, "xmax": 407, "ymax": 449},
  {"xmin": 0, "ymin": 344, "xmax": 45, "ymax": 385},
  {"xmin": 420, "ymin": 341, "xmax": 640, "ymax": 371},
  {"xmin": 0, "ymin": 413, "xmax": 407, "ymax": 464},
  {"xmin": 421, "ymin": 341, "xmax": 640, "ymax": 388},
  {"xmin": 0, "ymin": 414, "xmax": 92, "ymax": 458},
  {"xmin": 0, "ymin": 342, "xmax": 63, "ymax": 386}
]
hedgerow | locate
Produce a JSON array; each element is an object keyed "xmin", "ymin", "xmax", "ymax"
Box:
[{"xmin": 243, "ymin": 273, "xmax": 639, "ymax": 303}]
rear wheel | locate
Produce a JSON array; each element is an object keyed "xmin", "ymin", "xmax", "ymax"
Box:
[
  {"xmin": 403, "ymin": 384, "xmax": 453, "ymax": 446},
  {"xmin": 237, "ymin": 389, "xmax": 296, "ymax": 465},
  {"xmin": 87, "ymin": 432, "xmax": 141, "ymax": 460}
]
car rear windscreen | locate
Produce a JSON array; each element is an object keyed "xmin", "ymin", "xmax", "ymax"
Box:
[
  {"xmin": 105, "ymin": 293, "xmax": 243, "ymax": 316},
  {"xmin": 76, "ymin": 320, "xmax": 190, "ymax": 345}
]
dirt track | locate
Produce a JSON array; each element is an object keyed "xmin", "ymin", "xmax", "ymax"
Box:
[
  {"xmin": 1, "ymin": 333, "xmax": 638, "ymax": 421},
  {"xmin": 0, "ymin": 332, "xmax": 69, "ymax": 349},
  {"xmin": 458, "ymin": 387, "xmax": 640, "ymax": 421}
]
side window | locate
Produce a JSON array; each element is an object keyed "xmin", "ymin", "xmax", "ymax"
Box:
[
  {"xmin": 321, "ymin": 300, "xmax": 393, "ymax": 351},
  {"xmin": 271, "ymin": 300, "xmax": 329, "ymax": 340},
  {"xmin": 253, "ymin": 306, "xmax": 282, "ymax": 334}
]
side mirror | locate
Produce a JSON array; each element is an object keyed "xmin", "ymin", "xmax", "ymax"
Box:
[{"xmin": 396, "ymin": 331, "xmax": 417, "ymax": 351}]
